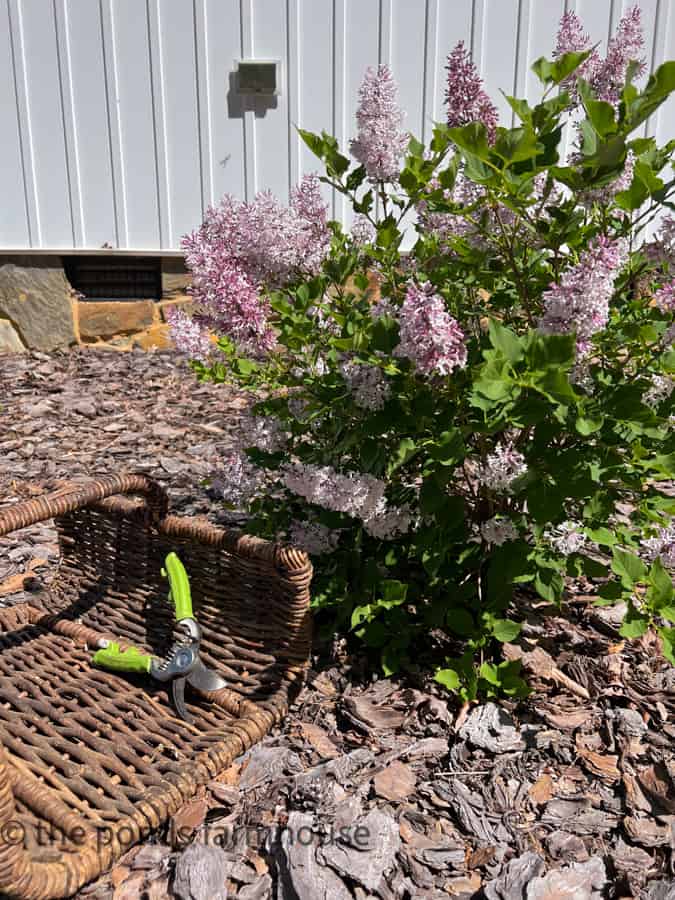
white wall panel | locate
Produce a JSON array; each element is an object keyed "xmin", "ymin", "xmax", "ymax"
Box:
[
  {"xmin": 0, "ymin": 0, "xmax": 673, "ymax": 250},
  {"xmin": 0, "ymin": 0, "xmax": 31, "ymax": 246},
  {"xmin": 11, "ymin": 0, "xmax": 73, "ymax": 246}
]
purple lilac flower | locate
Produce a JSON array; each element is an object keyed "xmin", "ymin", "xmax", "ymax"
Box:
[
  {"xmin": 371, "ymin": 296, "xmax": 397, "ymax": 319},
  {"xmin": 553, "ymin": 10, "xmax": 599, "ymax": 97},
  {"xmin": 539, "ymin": 236, "xmax": 625, "ymax": 344},
  {"xmin": 478, "ymin": 444, "xmax": 527, "ymax": 493},
  {"xmin": 594, "ymin": 5, "xmax": 645, "ymax": 104},
  {"xmin": 350, "ymin": 65, "xmax": 409, "ymax": 182},
  {"xmin": 290, "ymin": 173, "xmax": 328, "ymax": 231},
  {"xmin": 351, "ymin": 214, "xmax": 376, "ymax": 246},
  {"xmin": 281, "ymin": 462, "xmax": 413, "ymax": 539},
  {"xmin": 165, "ymin": 306, "xmax": 213, "ymax": 363},
  {"xmin": 289, "ymin": 520, "xmax": 341, "ymax": 555},
  {"xmin": 281, "ymin": 462, "xmax": 386, "ymax": 519},
  {"xmin": 213, "ymin": 451, "xmax": 266, "ymax": 508},
  {"xmin": 654, "ymin": 280, "xmax": 675, "ymax": 313},
  {"xmin": 553, "ymin": 6, "xmax": 645, "ymax": 107},
  {"xmin": 237, "ymin": 415, "xmax": 288, "ymax": 453},
  {"xmin": 545, "ymin": 521, "xmax": 588, "ymax": 556},
  {"xmin": 444, "ymin": 41, "xmax": 499, "ymax": 142},
  {"xmin": 663, "ymin": 323, "xmax": 675, "ymax": 347},
  {"xmin": 396, "ymin": 282, "xmax": 467, "ymax": 377},
  {"xmin": 643, "ymin": 374, "xmax": 675, "ymax": 409},
  {"xmin": 641, "ymin": 523, "xmax": 675, "ymax": 569},
  {"xmin": 417, "ymin": 172, "xmax": 487, "ymax": 247},
  {"xmin": 182, "ymin": 178, "xmax": 330, "ymax": 353},
  {"xmin": 363, "ymin": 501, "xmax": 414, "ymax": 540},
  {"xmin": 340, "ymin": 358, "xmax": 390, "ymax": 410},
  {"xmin": 480, "ymin": 517, "xmax": 518, "ymax": 546}
]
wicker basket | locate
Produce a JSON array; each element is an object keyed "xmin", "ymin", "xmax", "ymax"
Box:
[{"xmin": 0, "ymin": 475, "xmax": 312, "ymax": 900}]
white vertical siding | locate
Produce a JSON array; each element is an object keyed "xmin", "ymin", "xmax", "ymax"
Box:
[{"xmin": 0, "ymin": 0, "xmax": 673, "ymax": 250}]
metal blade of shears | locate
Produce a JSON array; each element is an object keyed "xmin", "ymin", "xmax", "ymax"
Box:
[
  {"xmin": 170, "ymin": 676, "xmax": 192, "ymax": 724},
  {"xmin": 187, "ymin": 658, "xmax": 228, "ymax": 693}
]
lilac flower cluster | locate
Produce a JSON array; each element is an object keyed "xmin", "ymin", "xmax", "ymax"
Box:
[
  {"xmin": 281, "ymin": 462, "xmax": 412, "ymax": 539},
  {"xmin": 641, "ymin": 523, "xmax": 675, "ymax": 569},
  {"xmin": 237, "ymin": 415, "xmax": 288, "ymax": 453},
  {"xmin": 416, "ymin": 173, "xmax": 487, "ymax": 248},
  {"xmin": 554, "ymin": 5, "xmax": 645, "ymax": 106},
  {"xmin": 164, "ymin": 306, "xmax": 213, "ymax": 364},
  {"xmin": 544, "ymin": 521, "xmax": 588, "ymax": 556},
  {"xmin": 350, "ymin": 65, "xmax": 409, "ymax": 182},
  {"xmin": 654, "ymin": 280, "xmax": 675, "ymax": 313},
  {"xmin": 363, "ymin": 503, "xmax": 414, "ymax": 540},
  {"xmin": 340, "ymin": 358, "xmax": 391, "ymax": 410},
  {"xmin": 180, "ymin": 175, "xmax": 330, "ymax": 354},
  {"xmin": 351, "ymin": 214, "xmax": 376, "ymax": 246},
  {"xmin": 289, "ymin": 520, "xmax": 341, "ymax": 556},
  {"xmin": 642, "ymin": 374, "xmax": 675, "ymax": 409},
  {"xmin": 480, "ymin": 517, "xmax": 518, "ymax": 547},
  {"xmin": 539, "ymin": 237, "xmax": 625, "ymax": 346},
  {"xmin": 478, "ymin": 444, "xmax": 527, "ymax": 493},
  {"xmin": 212, "ymin": 451, "xmax": 266, "ymax": 508},
  {"xmin": 395, "ymin": 282, "xmax": 467, "ymax": 378},
  {"xmin": 444, "ymin": 41, "xmax": 499, "ymax": 141}
]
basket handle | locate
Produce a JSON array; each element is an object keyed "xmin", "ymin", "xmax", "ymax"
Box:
[{"xmin": 0, "ymin": 474, "xmax": 169, "ymax": 538}]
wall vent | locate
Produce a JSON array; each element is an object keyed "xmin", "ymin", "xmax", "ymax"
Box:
[{"xmin": 63, "ymin": 256, "xmax": 162, "ymax": 301}]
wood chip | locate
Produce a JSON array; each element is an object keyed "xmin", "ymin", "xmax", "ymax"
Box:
[
  {"xmin": 373, "ymin": 760, "xmax": 416, "ymax": 801},
  {"xmin": 298, "ymin": 722, "xmax": 340, "ymax": 758},
  {"xmin": 529, "ymin": 773, "xmax": 555, "ymax": 805}
]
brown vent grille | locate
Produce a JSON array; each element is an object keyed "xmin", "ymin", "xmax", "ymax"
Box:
[{"xmin": 64, "ymin": 256, "xmax": 162, "ymax": 301}]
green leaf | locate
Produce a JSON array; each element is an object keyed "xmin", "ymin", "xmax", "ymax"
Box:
[
  {"xmin": 611, "ymin": 548, "xmax": 647, "ymax": 588},
  {"xmin": 488, "ymin": 319, "xmax": 523, "ymax": 362},
  {"xmin": 490, "ymin": 618, "xmax": 522, "ymax": 643},
  {"xmin": 658, "ymin": 626, "xmax": 675, "ymax": 665},
  {"xmin": 597, "ymin": 579, "xmax": 624, "ymax": 602},
  {"xmin": 448, "ymin": 122, "xmax": 491, "ymax": 161},
  {"xmin": 447, "ymin": 608, "xmax": 476, "ymax": 637},
  {"xmin": 534, "ymin": 567, "xmax": 564, "ymax": 603},
  {"xmin": 576, "ymin": 414, "xmax": 604, "ymax": 435},
  {"xmin": 434, "ymin": 668, "xmax": 461, "ymax": 691},
  {"xmin": 586, "ymin": 527, "xmax": 617, "ymax": 546},
  {"xmin": 649, "ymin": 558, "xmax": 674, "ymax": 609},
  {"xmin": 351, "ymin": 604, "xmax": 373, "ymax": 629},
  {"xmin": 493, "ymin": 127, "xmax": 540, "ymax": 165},
  {"xmin": 376, "ymin": 216, "xmax": 401, "ymax": 249},
  {"xmin": 619, "ymin": 605, "xmax": 649, "ymax": 638},
  {"xmin": 381, "ymin": 580, "xmax": 408, "ymax": 606},
  {"xmin": 531, "ymin": 49, "xmax": 593, "ymax": 85},
  {"xmin": 297, "ymin": 127, "xmax": 324, "ymax": 159},
  {"xmin": 583, "ymin": 99, "xmax": 617, "ymax": 137},
  {"xmin": 429, "ymin": 429, "xmax": 465, "ymax": 467},
  {"xmin": 387, "ymin": 437, "xmax": 418, "ymax": 476}
]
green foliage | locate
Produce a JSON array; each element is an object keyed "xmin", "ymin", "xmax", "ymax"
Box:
[{"xmin": 197, "ymin": 48, "xmax": 675, "ymax": 699}]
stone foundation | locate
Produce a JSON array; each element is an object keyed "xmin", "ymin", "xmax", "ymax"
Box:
[{"xmin": 0, "ymin": 256, "xmax": 191, "ymax": 353}]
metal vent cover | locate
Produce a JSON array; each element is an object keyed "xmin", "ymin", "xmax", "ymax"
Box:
[{"xmin": 64, "ymin": 257, "xmax": 162, "ymax": 301}]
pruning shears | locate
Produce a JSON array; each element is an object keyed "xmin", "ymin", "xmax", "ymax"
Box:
[{"xmin": 91, "ymin": 552, "xmax": 227, "ymax": 724}]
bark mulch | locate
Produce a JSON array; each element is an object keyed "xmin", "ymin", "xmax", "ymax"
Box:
[{"xmin": 0, "ymin": 348, "xmax": 674, "ymax": 900}]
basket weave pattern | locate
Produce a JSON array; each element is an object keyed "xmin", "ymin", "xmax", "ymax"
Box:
[{"xmin": 0, "ymin": 475, "xmax": 312, "ymax": 899}]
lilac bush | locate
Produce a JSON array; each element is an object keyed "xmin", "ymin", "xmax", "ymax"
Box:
[{"xmin": 174, "ymin": 6, "xmax": 675, "ymax": 698}]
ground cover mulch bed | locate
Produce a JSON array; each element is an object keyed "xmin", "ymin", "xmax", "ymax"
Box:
[{"xmin": 0, "ymin": 348, "xmax": 674, "ymax": 900}]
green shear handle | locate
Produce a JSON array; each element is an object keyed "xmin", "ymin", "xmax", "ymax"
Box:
[
  {"xmin": 162, "ymin": 551, "xmax": 193, "ymax": 622},
  {"xmin": 92, "ymin": 642, "xmax": 152, "ymax": 673},
  {"xmin": 92, "ymin": 552, "xmax": 194, "ymax": 675}
]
